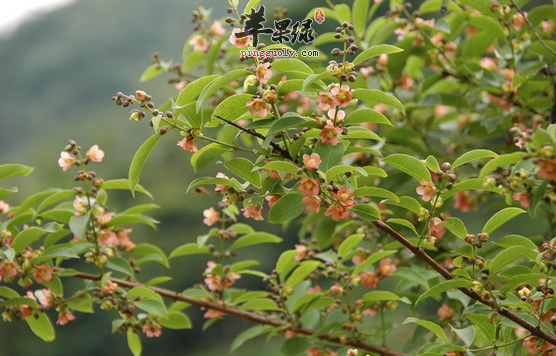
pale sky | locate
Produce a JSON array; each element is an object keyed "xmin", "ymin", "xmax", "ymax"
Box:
[{"xmin": 0, "ymin": 0, "xmax": 76, "ymax": 36}]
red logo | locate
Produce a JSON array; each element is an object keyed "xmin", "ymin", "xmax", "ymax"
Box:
[{"xmin": 315, "ymin": 8, "xmax": 325, "ymax": 24}]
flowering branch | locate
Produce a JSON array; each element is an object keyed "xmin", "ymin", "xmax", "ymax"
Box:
[{"xmin": 510, "ymin": 0, "xmax": 556, "ymax": 57}]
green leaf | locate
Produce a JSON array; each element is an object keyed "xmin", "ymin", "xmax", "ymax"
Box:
[
  {"xmin": 190, "ymin": 143, "xmax": 230, "ymax": 173},
  {"xmin": 268, "ymin": 115, "xmax": 307, "ymax": 136},
  {"xmin": 268, "ymin": 193, "xmax": 305, "ymax": 224},
  {"xmin": 127, "ymin": 330, "xmax": 142, "ymax": 356},
  {"xmin": 302, "ymin": 71, "xmax": 332, "ymax": 91},
  {"xmin": 313, "ymin": 141, "xmax": 346, "ymax": 173},
  {"xmin": 444, "ymin": 217, "xmax": 468, "ymax": 240},
  {"xmin": 452, "ymin": 149, "xmax": 498, "ymax": 169},
  {"xmin": 0, "ymin": 286, "xmax": 19, "ymax": 299},
  {"xmin": 159, "ymin": 311, "xmax": 192, "ymax": 330},
  {"xmin": 351, "ymin": 204, "xmax": 380, "ymax": 221},
  {"xmin": 497, "ymin": 235, "xmax": 538, "ymax": 255},
  {"xmin": 106, "ymin": 257, "xmax": 134, "ymax": 277},
  {"xmin": 386, "ymin": 219, "xmax": 418, "ymax": 236},
  {"xmin": 466, "ymin": 314, "xmax": 496, "ymax": 342},
  {"xmin": 26, "ymin": 312, "xmax": 55, "ymax": 342},
  {"xmin": 468, "ymin": 14, "xmax": 505, "ymax": 38},
  {"xmin": 489, "ymin": 246, "xmax": 527, "ymax": 275},
  {"xmin": 107, "ymin": 214, "xmax": 158, "ymax": 229},
  {"xmin": 325, "ymin": 165, "xmax": 367, "ymax": 181},
  {"xmin": 425, "ymin": 155, "xmax": 441, "ymax": 172},
  {"xmin": 353, "ymin": 250, "xmax": 398, "ymax": 276},
  {"xmin": 230, "ymin": 325, "xmax": 269, "ymax": 352},
  {"xmin": 403, "ymin": 317, "xmax": 448, "ymax": 343},
  {"xmin": 13, "ymin": 191, "xmax": 54, "ymax": 215},
  {"xmin": 0, "ymin": 164, "xmax": 34, "ymax": 181},
  {"xmin": 207, "ymin": 94, "xmax": 253, "ymax": 127},
  {"xmin": 382, "ymin": 196, "xmax": 421, "ymax": 213},
  {"xmin": 68, "ymin": 211, "xmax": 90, "ymax": 239},
  {"xmin": 135, "ymin": 299, "xmax": 167, "ymax": 318},
  {"xmin": 286, "ymin": 261, "xmax": 320, "ymax": 287},
  {"xmin": 382, "ymin": 154, "xmax": 431, "ymax": 182},
  {"xmin": 126, "ymin": 287, "xmax": 163, "ymax": 303},
  {"xmin": 196, "ymin": 69, "xmax": 250, "ymax": 112},
  {"xmin": 338, "ymin": 234, "xmax": 364, "ymax": 258},
  {"xmin": 354, "ymin": 187, "xmax": 400, "ymax": 203},
  {"xmin": 12, "ymin": 227, "xmax": 49, "ymax": 254},
  {"xmin": 229, "ymin": 232, "xmax": 282, "ymax": 250},
  {"xmin": 243, "ymin": 0, "xmax": 262, "ymax": 14},
  {"xmin": 187, "ymin": 176, "xmax": 243, "ymax": 193},
  {"xmin": 0, "ymin": 187, "xmax": 17, "ymax": 200},
  {"xmin": 169, "ymin": 243, "xmax": 210, "ymax": 259},
  {"xmin": 139, "ymin": 63, "xmax": 162, "ymax": 82},
  {"xmin": 442, "ymin": 179, "xmax": 501, "ymax": 200},
  {"xmin": 500, "ymin": 273, "xmax": 546, "ymax": 294},
  {"xmin": 352, "ymin": 0, "xmax": 370, "ymax": 37},
  {"xmin": 240, "ymin": 299, "xmax": 281, "ymax": 311},
  {"xmin": 281, "ymin": 337, "xmax": 310, "ymax": 356},
  {"xmin": 129, "ymin": 133, "xmax": 163, "ymax": 195},
  {"xmin": 352, "ymin": 88, "xmax": 405, "ymax": 113},
  {"xmin": 224, "ymin": 158, "xmax": 260, "ymax": 188},
  {"xmin": 479, "ymin": 152, "xmax": 525, "ymax": 178},
  {"xmin": 271, "ymin": 58, "xmax": 313, "ymax": 75},
  {"xmin": 99, "ymin": 179, "xmax": 153, "ymax": 199},
  {"xmin": 353, "ymin": 44, "xmax": 403, "ymax": 65},
  {"xmin": 362, "ymin": 291, "xmax": 401, "ymax": 303},
  {"xmin": 261, "ymin": 161, "xmax": 299, "ymax": 176},
  {"xmin": 450, "ymin": 326, "xmax": 475, "ymax": 348},
  {"xmin": 416, "ymin": 279, "xmax": 474, "ymax": 304},
  {"xmin": 176, "ymin": 75, "xmax": 219, "ymax": 105},
  {"xmin": 482, "ymin": 207, "xmax": 525, "ymax": 235},
  {"xmin": 344, "ymin": 108, "xmax": 392, "ymax": 126}
]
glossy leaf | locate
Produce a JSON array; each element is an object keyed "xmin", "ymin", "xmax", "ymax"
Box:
[
  {"xmin": 268, "ymin": 193, "xmax": 305, "ymax": 224},
  {"xmin": 352, "ymin": 88, "xmax": 405, "ymax": 113},
  {"xmin": 482, "ymin": 208, "xmax": 525, "ymax": 235},
  {"xmin": 452, "ymin": 149, "xmax": 498, "ymax": 169},
  {"xmin": 127, "ymin": 330, "xmax": 142, "ymax": 356},
  {"xmin": 382, "ymin": 154, "xmax": 431, "ymax": 182},
  {"xmin": 416, "ymin": 279, "xmax": 474, "ymax": 304},
  {"xmin": 344, "ymin": 108, "xmax": 392, "ymax": 126},
  {"xmin": 229, "ymin": 232, "xmax": 282, "ymax": 250},
  {"xmin": 0, "ymin": 164, "xmax": 34, "ymax": 181},
  {"xmin": 353, "ymin": 44, "xmax": 404, "ymax": 65},
  {"xmin": 26, "ymin": 312, "xmax": 55, "ymax": 342},
  {"xmin": 190, "ymin": 144, "xmax": 230, "ymax": 173},
  {"xmin": 351, "ymin": 203, "xmax": 380, "ymax": 221},
  {"xmin": 100, "ymin": 179, "xmax": 153, "ymax": 199},
  {"xmin": 403, "ymin": 317, "xmax": 448, "ymax": 343},
  {"xmin": 129, "ymin": 133, "xmax": 163, "ymax": 195},
  {"xmin": 338, "ymin": 234, "xmax": 364, "ymax": 258},
  {"xmin": 313, "ymin": 141, "xmax": 346, "ymax": 173}
]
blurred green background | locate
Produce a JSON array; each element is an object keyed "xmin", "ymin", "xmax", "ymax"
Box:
[{"xmin": 0, "ymin": 0, "xmax": 553, "ymax": 355}]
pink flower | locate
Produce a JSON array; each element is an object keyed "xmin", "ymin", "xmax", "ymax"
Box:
[
  {"xmin": 229, "ymin": 28, "xmax": 251, "ymax": 48},
  {"xmin": 58, "ymin": 151, "xmax": 76, "ymax": 171},
  {"xmin": 332, "ymin": 185, "xmax": 355, "ymax": 209},
  {"xmin": 0, "ymin": 201, "xmax": 9, "ymax": 214},
  {"xmin": 377, "ymin": 54, "xmax": 388, "ymax": 67},
  {"xmin": 434, "ymin": 105, "xmax": 450, "ymax": 118},
  {"xmin": 324, "ymin": 204, "xmax": 350, "ymax": 221},
  {"xmin": 203, "ymin": 207, "xmax": 220, "ymax": 226},
  {"xmin": 97, "ymin": 212, "xmax": 114, "ymax": 225},
  {"xmin": 37, "ymin": 289, "xmax": 55, "ymax": 308},
  {"xmin": 303, "ymin": 153, "xmax": 321, "ymax": 170},
  {"xmin": 302, "ymin": 195, "xmax": 321, "ymax": 213},
  {"xmin": 204, "ymin": 261, "xmax": 241, "ymax": 291},
  {"xmin": 400, "ymin": 74, "xmax": 415, "ymax": 90},
  {"xmin": 189, "ymin": 35, "xmax": 209, "ymax": 52},
  {"xmin": 255, "ymin": 62, "xmax": 272, "ymax": 84},
  {"xmin": 241, "ymin": 204, "xmax": 263, "ymax": 220},
  {"xmin": 210, "ymin": 20, "xmax": 226, "ymax": 36},
  {"xmin": 98, "ymin": 229, "xmax": 118, "ymax": 247},
  {"xmin": 319, "ymin": 120, "xmax": 342, "ymax": 145},
  {"xmin": 86, "ymin": 144, "xmax": 104, "ymax": 162},
  {"xmin": 479, "ymin": 57, "xmax": 497, "ymax": 71},
  {"xmin": 246, "ymin": 98, "xmax": 270, "ymax": 117},
  {"xmin": 513, "ymin": 192, "xmax": 530, "ymax": 208},
  {"xmin": 327, "ymin": 109, "xmax": 346, "ymax": 124},
  {"xmin": 203, "ymin": 308, "xmax": 226, "ymax": 319},
  {"xmin": 542, "ymin": 21, "xmax": 554, "ymax": 33},
  {"xmin": 177, "ymin": 135, "xmax": 198, "ymax": 152},
  {"xmin": 437, "ymin": 303, "xmax": 453, "ymax": 320},
  {"xmin": 265, "ymin": 194, "xmax": 280, "ymax": 208},
  {"xmin": 307, "ymin": 285, "xmax": 322, "ymax": 294},
  {"xmin": 453, "ymin": 190, "xmax": 473, "ymax": 212},
  {"xmin": 315, "ymin": 92, "xmax": 336, "ymax": 111},
  {"xmin": 429, "ymin": 218, "xmax": 446, "ymax": 239},
  {"xmin": 73, "ymin": 197, "xmax": 88, "ymax": 216},
  {"xmin": 416, "ymin": 180, "xmax": 435, "ymax": 202},
  {"xmin": 298, "ymin": 178, "xmax": 320, "ymax": 196},
  {"xmin": 379, "ymin": 258, "xmax": 397, "ymax": 276},
  {"xmin": 359, "ymin": 271, "xmax": 378, "ymax": 288},
  {"xmin": 57, "ymin": 310, "xmax": 76, "ymax": 325},
  {"xmin": 102, "ymin": 280, "xmax": 119, "ymax": 294},
  {"xmin": 330, "ymin": 84, "xmax": 353, "ymax": 107},
  {"xmin": 294, "ymin": 244, "xmax": 308, "ymax": 261},
  {"xmin": 33, "ymin": 265, "xmax": 53, "ymax": 283},
  {"xmin": 512, "ymin": 12, "xmax": 527, "ymax": 31},
  {"xmin": 0, "ymin": 261, "xmax": 19, "ymax": 282},
  {"xmin": 116, "ymin": 228, "xmax": 135, "ymax": 251},
  {"xmin": 538, "ymin": 159, "xmax": 556, "ymax": 181},
  {"xmin": 214, "ymin": 172, "xmax": 229, "ymax": 192}
]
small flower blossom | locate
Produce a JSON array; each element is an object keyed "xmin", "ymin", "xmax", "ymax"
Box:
[
  {"xmin": 294, "ymin": 244, "xmax": 308, "ymax": 261},
  {"xmin": 324, "ymin": 204, "xmax": 350, "ymax": 221},
  {"xmin": 86, "ymin": 145, "xmax": 104, "ymax": 162},
  {"xmin": 203, "ymin": 308, "xmax": 226, "ymax": 319},
  {"xmin": 538, "ymin": 159, "xmax": 556, "ymax": 181},
  {"xmin": 0, "ymin": 201, "xmax": 9, "ymax": 214},
  {"xmin": 98, "ymin": 229, "xmax": 118, "ymax": 247},
  {"xmin": 302, "ymin": 195, "xmax": 321, "ymax": 213},
  {"xmin": 298, "ymin": 178, "xmax": 320, "ymax": 196},
  {"xmin": 429, "ymin": 218, "xmax": 446, "ymax": 240},
  {"xmin": 57, "ymin": 310, "xmax": 76, "ymax": 325},
  {"xmin": 416, "ymin": 180, "xmax": 436, "ymax": 202},
  {"xmin": 315, "ymin": 92, "xmax": 336, "ymax": 111},
  {"xmin": 37, "ymin": 289, "xmax": 55, "ymax": 308},
  {"xmin": 214, "ymin": 172, "xmax": 229, "ymax": 192},
  {"xmin": 453, "ymin": 190, "xmax": 473, "ymax": 212},
  {"xmin": 542, "ymin": 21, "xmax": 554, "ymax": 33},
  {"xmin": 265, "ymin": 194, "xmax": 280, "ymax": 208},
  {"xmin": 116, "ymin": 228, "xmax": 135, "ymax": 251},
  {"xmin": 379, "ymin": 258, "xmax": 397, "ymax": 276},
  {"xmin": 102, "ymin": 280, "xmax": 119, "ymax": 294},
  {"xmin": 437, "ymin": 303, "xmax": 453, "ymax": 320},
  {"xmin": 332, "ymin": 185, "xmax": 355, "ymax": 209},
  {"xmin": 330, "ymin": 84, "xmax": 353, "ymax": 107},
  {"xmin": 303, "ymin": 153, "xmax": 321, "ymax": 170},
  {"xmin": 58, "ymin": 152, "xmax": 76, "ymax": 171},
  {"xmin": 319, "ymin": 120, "xmax": 342, "ymax": 145},
  {"xmin": 229, "ymin": 28, "xmax": 251, "ymax": 48},
  {"xmin": 210, "ymin": 20, "xmax": 225, "ymax": 36},
  {"xmin": 255, "ymin": 62, "xmax": 272, "ymax": 84},
  {"xmin": 203, "ymin": 207, "xmax": 220, "ymax": 226},
  {"xmin": 142, "ymin": 320, "xmax": 162, "ymax": 338},
  {"xmin": 189, "ymin": 35, "xmax": 209, "ymax": 52},
  {"xmin": 0, "ymin": 261, "xmax": 19, "ymax": 281},
  {"xmin": 73, "ymin": 197, "xmax": 88, "ymax": 216},
  {"xmin": 327, "ymin": 109, "xmax": 346, "ymax": 124},
  {"xmin": 177, "ymin": 135, "xmax": 198, "ymax": 152},
  {"xmin": 97, "ymin": 212, "xmax": 114, "ymax": 226},
  {"xmin": 204, "ymin": 261, "xmax": 241, "ymax": 291},
  {"xmin": 241, "ymin": 204, "xmax": 263, "ymax": 220},
  {"xmin": 33, "ymin": 265, "xmax": 53, "ymax": 283},
  {"xmin": 359, "ymin": 271, "xmax": 379, "ymax": 288},
  {"xmin": 512, "ymin": 12, "xmax": 528, "ymax": 31},
  {"xmin": 246, "ymin": 98, "xmax": 270, "ymax": 117},
  {"xmin": 513, "ymin": 192, "xmax": 530, "ymax": 208}
]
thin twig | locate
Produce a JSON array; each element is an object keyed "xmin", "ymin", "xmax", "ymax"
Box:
[{"xmin": 59, "ymin": 269, "xmax": 410, "ymax": 356}]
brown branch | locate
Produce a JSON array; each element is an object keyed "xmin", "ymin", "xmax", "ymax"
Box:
[
  {"xmin": 510, "ymin": 0, "xmax": 556, "ymax": 57},
  {"xmin": 372, "ymin": 220, "xmax": 556, "ymax": 346},
  {"xmin": 63, "ymin": 269, "xmax": 410, "ymax": 356},
  {"xmin": 213, "ymin": 115, "xmax": 292, "ymax": 160}
]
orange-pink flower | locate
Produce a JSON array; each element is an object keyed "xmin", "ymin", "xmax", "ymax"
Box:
[
  {"xmin": 453, "ymin": 190, "xmax": 473, "ymax": 212},
  {"xmin": 324, "ymin": 204, "xmax": 350, "ymax": 221},
  {"xmin": 86, "ymin": 144, "xmax": 104, "ymax": 162},
  {"xmin": 319, "ymin": 120, "xmax": 342, "ymax": 145},
  {"xmin": 0, "ymin": 201, "xmax": 9, "ymax": 214},
  {"xmin": 303, "ymin": 153, "xmax": 321, "ymax": 170},
  {"xmin": 255, "ymin": 62, "xmax": 272, "ymax": 84},
  {"xmin": 177, "ymin": 135, "xmax": 198, "ymax": 152},
  {"xmin": 98, "ymin": 229, "xmax": 118, "ymax": 247},
  {"xmin": 58, "ymin": 151, "xmax": 76, "ymax": 171},
  {"xmin": 332, "ymin": 185, "xmax": 355, "ymax": 209},
  {"xmin": 265, "ymin": 194, "xmax": 281, "ymax": 208},
  {"xmin": 437, "ymin": 303, "xmax": 453, "ymax": 320},
  {"xmin": 204, "ymin": 261, "xmax": 241, "ymax": 291},
  {"xmin": 210, "ymin": 20, "xmax": 226, "ymax": 36},
  {"xmin": 538, "ymin": 159, "xmax": 556, "ymax": 181},
  {"xmin": 229, "ymin": 28, "xmax": 251, "ymax": 48},
  {"xmin": 241, "ymin": 204, "xmax": 263, "ymax": 220},
  {"xmin": 142, "ymin": 320, "xmax": 162, "ymax": 337},
  {"xmin": 513, "ymin": 192, "xmax": 530, "ymax": 208},
  {"xmin": 203, "ymin": 207, "xmax": 220, "ymax": 226},
  {"xmin": 0, "ymin": 261, "xmax": 19, "ymax": 282},
  {"xmin": 315, "ymin": 92, "xmax": 336, "ymax": 111},
  {"xmin": 295, "ymin": 244, "xmax": 308, "ymax": 261},
  {"xmin": 302, "ymin": 195, "xmax": 321, "ymax": 213},
  {"xmin": 246, "ymin": 98, "xmax": 270, "ymax": 117},
  {"xmin": 428, "ymin": 218, "xmax": 446, "ymax": 239},
  {"xmin": 416, "ymin": 180, "xmax": 435, "ymax": 202},
  {"xmin": 37, "ymin": 289, "xmax": 55, "ymax": 308},
  {"xmin": 57, "ymin": 310, "xmax": 76, "ymax": 325},
  {"xmin": 379, "ymin": 258, "xmax": 397, "ymax": 276},
  {"xmin": 189, "ymin": 35, "xmax": 209, "ymax": 52},
  {"xmin": 359, "ymin": 271, "xmax": 379, "ymax": 288},
  {"xmin": 33, "ymin": 265, "xmax": 53, "ymax": 283},
  {"xmin": 298, "ymin": 178, "xmax": 320, "ymax": 196},
  {"xmin": 214, "ymin": 172, "xmax": 229, "ymax": 192},
  {"xmin": 116, "ymin": 228, "xmax": 135, "ymax": 251},
  {"xmin": 330, "ymin": 84, "xmax": 353, "ymax": 107}
]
